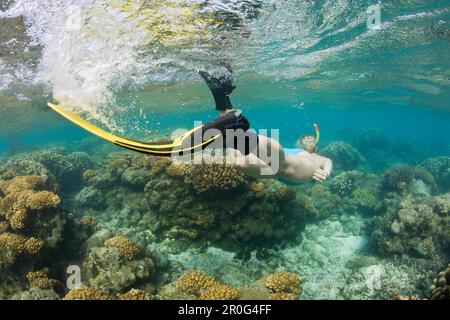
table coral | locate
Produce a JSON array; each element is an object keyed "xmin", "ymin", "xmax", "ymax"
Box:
[{"xmin": 104, "ymin": 235, "xmax": 139, "ymax": 260}]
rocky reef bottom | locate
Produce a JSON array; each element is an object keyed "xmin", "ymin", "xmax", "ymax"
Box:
[{"xmin": 0, "ymin": 138, "xmax": 449, "ymax": 300}]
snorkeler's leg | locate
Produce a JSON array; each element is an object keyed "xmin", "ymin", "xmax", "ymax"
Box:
[{"xmin": 198, "ymin": 65, "xmax": 236, "ymax": 112}]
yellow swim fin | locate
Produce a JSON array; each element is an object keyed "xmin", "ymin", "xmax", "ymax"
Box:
[{"xmin": 47, "ymin": 102, "xmax": 220, "ymax": 157}]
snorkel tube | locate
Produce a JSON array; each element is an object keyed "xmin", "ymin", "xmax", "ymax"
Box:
[{"xmin": 313, "ymin": 123, "xmax": 320, "ymax": 146}]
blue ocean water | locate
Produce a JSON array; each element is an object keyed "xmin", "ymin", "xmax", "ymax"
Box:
[{"xmin": 0, "ymin": 0, "xmax": 449, "ymax": 301}]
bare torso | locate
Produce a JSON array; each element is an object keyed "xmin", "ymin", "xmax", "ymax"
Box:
[{"xmin": 225, "ymin": 134, "xmax": 333, "ymax": 183}]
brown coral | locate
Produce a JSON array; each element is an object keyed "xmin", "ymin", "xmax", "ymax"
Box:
[
  {"xmin": 199, "ymin": 284, "xmax": 240, "ymax": 300},
  {"xmin": 166, "ymin": 162, "xmax": 185, "ymax": 177},
  {"xmin": 0, "ymin": 232, "xmax": 43, "ymax": 255},
  {"xmin": 0, "ymin": 221, "xmax": 9, "ymax": 233},
  {"xmin": 119, "ymin": 289, "xmax": 153, "ymax": 300},
  {"xmin": 176, "ymin": 270, "xmax": 217, "ymax": 295},
  {"xmin": 80, "ymin": 215, "xmax": 99, "ymax": 230},
  {"xmin": 184, "ymin": 160, "xmax": 247, "ymax": 194},
  {"xmin": 107, "ymin": 157, "xmax": 130, "ymax": 176},
  {"xmin": 265, "ymin": 272, "xmax": 301, "ymax": 300},
  {"xmin": 430, "ymin": 264, "xmax": 450, "ymax": 300},
  {"xmin": 104, "ymin": 235, "xmax": 139, "ymax": 260},
  {"xmin": 63, "ymin": 287, "xmax": 112, "ymax": 300},
  {"xmin": 0, "ymin": 176, "xmax": 61, "ymax": 231},
  {"xmin": 26, "ymin": 191, "xmax": 60, "ymax": 210},
  {"xmin": 273, "ymin": 185, "xmax": 296, "ymax": 202},
  {"xmin": 150, "ymin": 157, "xmax": 171, "ymax": 175},
  {"xmin": 249, "ymin": 181, "xmax": 266, "ymax": 198},
  {"xmin": 26, "ymin": 271, "xmax": 59, "ymax": 289}
]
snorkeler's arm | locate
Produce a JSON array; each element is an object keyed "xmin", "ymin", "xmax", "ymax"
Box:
[
  {"xmin": 321, "ymin": 156, "xmax": 333, "ymax": 176},
  {"xmin": 312, "ymin": 156, "xmax": 333, "ymax": 182}
]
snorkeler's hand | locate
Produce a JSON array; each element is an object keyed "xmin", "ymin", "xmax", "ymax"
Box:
[{"xmin": 313, "ymin": 168, "xmax": 330, "ymax": 182}]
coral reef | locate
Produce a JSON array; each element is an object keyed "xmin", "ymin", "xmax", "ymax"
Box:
[
  {"xmin": 104, "ymin": 235, "xmax": 139, "ymax": 260},
  {"xmin": 162, "ymin": 270, "xmax": 240, "ymax": 300},
  {"xmin": 118, "ymin": 288, "xmax": 153, "ymax": 300},
  {"xmin": 26, "ymin": 271, "xmax": 59, "ymax": 290},
  {"xmin": 81, "ymin": 233, "xmax": 155, "ymax": 294},
  {"xmin": 430, "ymin": 264, "xmax": 450, "ymax": 300},
  {"xmin": 63, "ymin": 287, "xmax": 113, "ymax": 300},
  {"xmin": 184, "ymin": 158, "xmax": 247, "ymax": 194},
  {"xmin": 0, "ymin": 176, "xmax": 64, "ymax": 269},
  {"xmin": 370, "ymin": 194, "xmax": 450, "ymax": 257},
  {"xmin": 321, "ymin": 141, "xmax": 365, "ymax": 171},
  {"xmin": 265, "ymin": 272, "xmax": 301, "ymax": 300},
  {"xmin": 11, "ymin": 287, "xmax": 60, "ymax": 300},
  {"xmin": 383, "ymin": 165, "xmax": 414, "ymax": 192},
  {"xmin": 331, "ymin": 172, "xmax": 355, "ymax": 197},
  {"xmin": 421, "ymin": 157, "xmax": 450, "ymax": 191},
  {"xmin": 200, "ymin": 284, "xmax": 240, "ymax": 300}
]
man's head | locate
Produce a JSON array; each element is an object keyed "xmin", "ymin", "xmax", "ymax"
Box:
[{"xmin": 297, "ymin": 134, "xmax": 317, "ymax": 153}]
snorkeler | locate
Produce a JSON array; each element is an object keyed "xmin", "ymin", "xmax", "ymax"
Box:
[
  {"xmin": 47, "ymin": 67, "xmax": 332, "ymax": 183},
  {"xmin": 198, "ymin": 68, "xmax": 333, "ymax": 183}
]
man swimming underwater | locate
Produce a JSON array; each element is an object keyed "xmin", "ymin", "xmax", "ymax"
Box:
[
  {"xmin": 197, "ymin": 68, "xmax": 333, "ymax": 183},
  {"xmin": 48, "ymin": 67, "xmax": 332, "ymax": 184}
]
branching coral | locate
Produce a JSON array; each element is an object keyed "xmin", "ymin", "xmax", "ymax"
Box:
[
  {"xmin": 265, "ymin": 272, "xmax": 301, "ymax": 300},
  {"xmin": 149, "ymin": 157, "xmax": 171, "ymax": 176},
  {"xmin": 104, "ymin": 235, "xmax": 139, "ymax": 260},
  {"xmin": 331, "ymin": 172, "xmax": 355, "ymax": 197},
  {"xmin": 0, "ymin": 176, "xmax": 61, "ymax": 231},
  {"xmin": 63, "ymin": 287, "xmax": 112, "ymax": 300},
  {"xmin": 107, "ymin": 157, "xmax": 131, "ymax": 177},
  {"xmin": 249, "ymin": 181, "xmax": 266, "ymax": 198},
  {"xmin": 430, "ymin": 264, "xmax": 450, "ymax": 300},
  {"xmin": 166, "ymin": 162, "xmax": 186, "ymax": 177},
  {"xmin": 171, "ymin": 270, "xmax": 240, "ymax": 300},
  {"xmin": 0, "ymin": 233, "xmax": 43, "ymax": 268},
  {"xmin": 119, "ymin": 289, "xmax": 153, "ymax": 300},
  {"xmin": 175, "ymin": 270, "xmax": 217, "ymax": 295},
  {"xmin": 199, "ymin": 284, "xmax": 240, "ymax": 300},
  {"xmin": 184, "ymin": 159, "xmax": 246, "ymax": 194},
  {"xmin": 273, "ymin": 185, "xmax": 296, "ymax": 202},
  {"xmin": 26, "ymin": 271, "xmax": 59, "ymax": 289}
]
